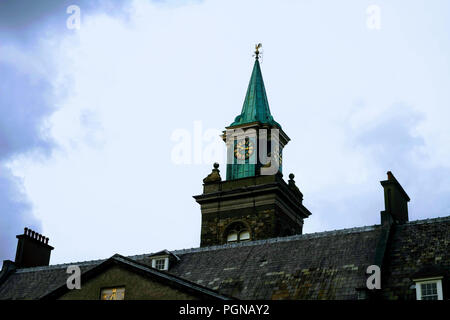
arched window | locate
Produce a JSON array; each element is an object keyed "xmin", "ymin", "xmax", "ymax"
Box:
[
  {"xmin": 224, "ymin": 222, "xmax": 251, "ymax": 243},
  {"xmin": 239, "ymin": 230, "xmax": 250, "ymax": 241},
  {"xmin": 227, "ymin": 232, "xmax": 238, "ymax": 242}
]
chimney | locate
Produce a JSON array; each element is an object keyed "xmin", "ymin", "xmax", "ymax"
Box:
[
  {"xmin": 380, "ymin": 171, "xmax": 410, "ymax": 225},
  {"xmin": 15, "ymin": 227, "xmax": 54, "ymax": 268}
]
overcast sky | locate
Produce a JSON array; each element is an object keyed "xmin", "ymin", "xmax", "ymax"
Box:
[{"xmin": 1, "ymin": 0, "xmax": 449, "ymax": 265}]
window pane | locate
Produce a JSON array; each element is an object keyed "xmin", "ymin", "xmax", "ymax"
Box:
[
  {"xmin": 155, "ymin": 259, "xmax": 166, "ymax": 270},
  {"xmin": 239, "ymin": 231, "xmax": 250, "ymax": 241},
  {"xmin": 420, "ymin": 283, "xmax": 438, "ymax": 300},
  {"xmin": 101, "ymin": 287, "xmax": 125, "ymax": 300},
  {"xmin": 227, "ymin": 232, "xmax": 238, "ymax": 242}
]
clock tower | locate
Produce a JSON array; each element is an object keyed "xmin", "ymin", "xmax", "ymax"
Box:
[
  {"xmin": 194, "ymin": 45, "xmax": 312, "ymax": 247},
  {"xmin": 224, "ymin": 44, "xmax": 288, "ymax": 180}
]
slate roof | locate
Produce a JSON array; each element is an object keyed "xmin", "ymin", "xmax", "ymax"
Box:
[
  {"xmin": 381, "ymin": 217, "xmax": 450, "ymax": 300},
  {"xmin": 0, "ymin": 216, "xmax": 449, "ymax": 300},
  {"xmin": 167, "ymin": 225, "xmax": 383, "ymax": 299},
  {"xmin": 0, "ymin": 260, "xmax": 101, "ymax": 300},
  {"xmin": 42, "ymin": 254, "xmax": 232, "ymax": 300}
]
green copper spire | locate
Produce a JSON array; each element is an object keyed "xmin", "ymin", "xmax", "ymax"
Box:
[{"xmin": 230, "ymin": 51, "xmax": 281, "ymax": 128}]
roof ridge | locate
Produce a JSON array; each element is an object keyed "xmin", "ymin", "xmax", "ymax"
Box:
[
  {"xmin": 14, "ymin": 258, "xmax": 107, "ymax": 273},
  {"xmin": 171, "ymin": 224, "xmax": 380, "ymax": 255},
  {"xmin": 403, "ymin": 215, "xmax": 450, "ymax": 226}
]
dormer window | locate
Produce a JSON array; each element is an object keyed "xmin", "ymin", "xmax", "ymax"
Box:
[
  {"xmin": 152, "ymin": 257, "xmax": 168, "ymax": 271},
  {"xmin": 148, "ymin": 250, "xmax": 180, "ymax": 271},
  {"xmin": 413, "ymin": 277, "xmax": 443, "ymax": 300},
  {"xmin": 154, "ymin": 258, "xmax": 165, "ymax": 270}
]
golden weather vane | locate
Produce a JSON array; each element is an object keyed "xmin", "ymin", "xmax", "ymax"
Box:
[{"xmin": 254, "ymin": 43, "xmax": 262, "ymax": 59}]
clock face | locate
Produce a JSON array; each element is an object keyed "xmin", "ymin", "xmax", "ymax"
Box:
[{"xmin": 234, "ymin": 139, "xmax": 255, "ymax": 160}]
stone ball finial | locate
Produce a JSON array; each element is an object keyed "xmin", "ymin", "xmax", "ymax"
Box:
[
  {"xmin": 203, "ymin": 163, "xmax": 222, "ymax": 183},
  {"xmin": 289, "ymin": 173, "xmax": 295, "ymax": 180}
]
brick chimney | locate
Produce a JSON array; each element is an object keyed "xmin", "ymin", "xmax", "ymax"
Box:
[
  {"xmin": 380, "ymin": 171, "xmax": 410, "ymax": 225},
  {"xmin": 15, "ymin": 227, "xmax": 54, "ymax": 268}
]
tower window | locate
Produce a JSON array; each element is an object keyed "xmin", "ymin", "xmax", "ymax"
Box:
[
  {"xmin": 227, "ymin": 232, "xmax": 238, "ymax": 242},
  {"xmin": 239, "ymin": 231, "xmax": 250, "ymax": 241},
  {"xmin": 225, "ymin": 222, "xmax": 251, "ymax": 243}
]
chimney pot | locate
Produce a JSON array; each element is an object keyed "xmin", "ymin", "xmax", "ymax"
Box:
[
  {"xmin": 387, "ymin": 171, "xmax": 394, "ymax": 180},
  {"xmin": 15, "ymin": 228, "xmax": 54, "ymax": 268}
]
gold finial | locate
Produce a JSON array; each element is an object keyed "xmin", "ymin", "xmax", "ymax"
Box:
[{"xmin": 254, "ymin": 43, "xmax": 262, "ymax": 59}]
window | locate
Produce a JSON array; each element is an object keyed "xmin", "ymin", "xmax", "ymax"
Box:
[
  {"xmin": 420, "ymin": 283, "xmax": 438, "ymax": 300},
  {"xmin": 227, "ymin": 232, "xmax": 238, "ymax": 242},
  {"xmin": 148, "ymin": 251, "xmax": 179, "ymax": 271},
  {"xmin": 239, "ymin": 230, "xmax": 250, "ymax": 241},
  {"xmin": 101, "ymin": 287, "xmax": 125, "ymax": 300},
  {"xmin": 414, "ymin": 277, "xmax": 443, "ymax": 300},
  {"xmin": 225, "ymin": 222, "xmax": 251, "ymax": 243},
  {"xmin": 151, "ymin": 257, "xmax": 168, "ymax": 271},
  {"xmin": 155, "ymin": 259, "xmax": 166, "ymax": 270}
]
